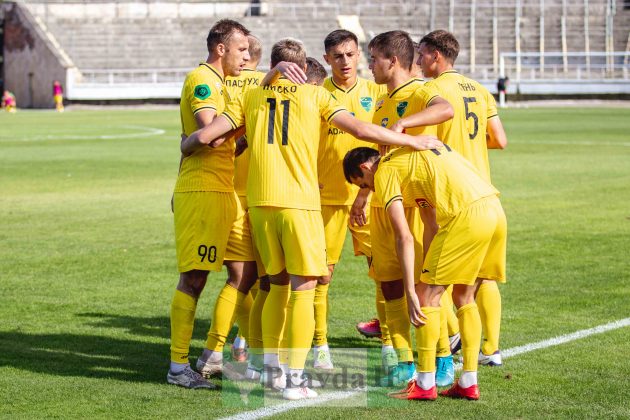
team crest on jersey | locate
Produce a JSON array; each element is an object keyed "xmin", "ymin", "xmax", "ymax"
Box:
[
  {"xmin": 415, "ymin": 198, "xmax": 432, "ymax": 208},
  {"xmin": 375, "ymin": 99, "xmax": 384, "ymax": 111},
  {"xmin": 360, "ymin": 97, "xmax": 373, "ymax": 112},
  {"xmin": 194, "ymin": 84, "xmax": 211, "ymax": 99},
  {"xmin": 397, "ymin": 101, "xmax": 408, "ymax": 117},
  {"xmin": 380, "ymin": 117, "xmax": 389, "ymax": 127}
]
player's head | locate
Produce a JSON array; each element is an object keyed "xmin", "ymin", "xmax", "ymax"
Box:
[
  {"xmin": 343, "ymin": 147, "xmax": 381, "ymax": 190},
  {"xmin": 247, "ymin": 35, "xmax": 263, "ymax": 68},
  {"xmin": 417, "ymin": 30, "xmax": 459, "ymax": 77},
  {"xmin": 305, "ymin": 57, "xmax": 327, "ymax": 86},
  {"xmin": 411, "ymin": 41, "xmax": 423, "ymax": 78},
  {"xmin": 206, "ymin": 19, "xmax": 251, "ymax": 76},
  {"xmin": 323, "ymin": 30, "xmax": 360, "ymax": 83},
  {"xmin": 368, "ymin": 30, "xmax": 415, "ymax": 84},
  {"xmin": 270, "ymin": 38, "xmax": 307, "ymax": 70}
]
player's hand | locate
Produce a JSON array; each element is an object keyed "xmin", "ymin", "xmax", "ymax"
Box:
[
  {"xmin": 407, "ymin": 293, "xmax": 426, "ymax": 327},
  {"xmin": 379, "ymin": 145, "xmax": 390, "ymax": 156},
  {"xmin": 349, "ymin": 191, "xmax": 368, "ymax": 226},
  {"xmin": 410, "ymin": 135, "xmax": 444, "ymax": 151},
  {"xmin": 391, "ymin": 121, "xmax": 405, "ymax": 133},
  {"xmin": 235, "ymin": 135, "xmax": 248, "ymax": 157},
  {"xmin": 276, "ymin": 61, "xmax": 307, "ymax": 84}
]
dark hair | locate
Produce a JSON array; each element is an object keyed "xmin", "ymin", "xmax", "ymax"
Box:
[
  {"xmin": 343, "ymin": 147, "xmax": 380, "ymax": 183},
  {"xmin": 270, "ymin": 38, "xmax": 306, "ymax": 68},
  {"xmin": 419, "ymin": 30, "xmax": 459, "ymax": 64},
  {"xmin": 206, "ymin": 19, "xmax": 250, "ymax": 53},
  {"xmin": 368, "ymin": 30, "xmax": 415, "ymax": 71},
  {"xmin": 324, "ymin": 29, "xmax": 359, "ymax": 53},
  {"xmin": 248, "ymin": 35, "xmax": 262, "ymax": 64},
  {"xmin": 305, "ymin": 57, "xmax": 327, "ymax": 85}
]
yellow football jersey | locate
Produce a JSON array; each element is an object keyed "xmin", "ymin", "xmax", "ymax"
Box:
[
  {"xmin": 225, "ymin": 69, "xmax": 266, "ymax": 197},
  {"xmin": 318, "ymin": 77, "xmax": 386, "ymax": 205},
  {"xmin": 223, "ymin": 79, "xmax": 346, "ymax": 210},
  {"xmin": 175, "ymin": 63, "xmax": 235, "ymax": 193},
  {"xmin": 424, "ymin": 70, "xmax": 498, "ymax": 182},
  {"xmin": 375, "ymin": 145, "xmax": 499, "ymax": 227},
  {"xmin": 371, "ymin": 77, "xmax": 440, "ymax": 207}
]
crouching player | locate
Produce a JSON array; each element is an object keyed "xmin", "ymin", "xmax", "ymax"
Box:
[{"xmin": 343, "ymin": 146, "xmax": 506, "ymax": 400}]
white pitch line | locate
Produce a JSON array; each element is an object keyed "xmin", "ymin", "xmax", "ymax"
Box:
[
  {"xmin": 221, "ymin": 317, "xmax": 630, "ymax": 420},
  {"xmin": 517, "ymin": 140, "xmax": 630, "ymax": 147},
  {"xmin": 4, "ymin": 125, "xmax": 166, "ymax": 142}
]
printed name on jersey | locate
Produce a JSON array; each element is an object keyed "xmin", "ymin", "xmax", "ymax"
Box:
[
  {"xmin": 360, "ymin": 97, "xmax": 373, "ymax": 112},
  {"xmin": 263, "ymin": 85, "xmax": 298, "ymax": 93},
  {"xmin": 380, "ymin": 117, "xmax": 389, "ymax": 127},
  {"xmin": 225, "ymin": 77, "xmax": 261, "ymax": 88},
  {"xmin": 396, "ymin": 101, "xmax": 408, "ymax": 117},
  {"xmin": 458, "ymin": 82, "xmax": 477, "ymax": 92},
  {"xmin": 328, "ymin": 127, "xmax": 346, "ymax": 135},
  {"xmin": 415, "ymin": 198, "xmax": 433, "ymax": 208},
  {"xmin": 194, "ymin": 84, "xmax": 211, "ymax": 99}
]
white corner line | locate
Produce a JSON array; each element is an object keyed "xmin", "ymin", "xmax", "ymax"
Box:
[{"xmin": 220, "ymin": 317, "xmax": 630, "ymax": 420}]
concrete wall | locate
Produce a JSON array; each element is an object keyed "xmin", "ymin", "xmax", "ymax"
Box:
[{"xmin": 2, "ymin": 2, "xmax": 71, "ymax": 108}]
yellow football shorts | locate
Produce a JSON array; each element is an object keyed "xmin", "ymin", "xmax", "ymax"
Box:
[
  {"xmin": 236, "ymin": 195, "xmax": 266, "ymax": 276},
  {"xmin": 174, "ymin": 191, "xmax": 236, "ymax": 273},
  {"xmin": 421, "ymin": 195, "xmax": 507, "ymax": 286},
  {"xmin": 248, "ymin": 207, "xmax": 328, "ymax": 277},
  {"xmin": 369, "ymin": 205, "xmax": 424, "ymax": 282},
  {"xmin": 224, "ymin": 195, "xmax": 255, "ymax": 262},
  {"xmin": 321, "ymin": 205, "xmax": 372, "ymax": 265}
]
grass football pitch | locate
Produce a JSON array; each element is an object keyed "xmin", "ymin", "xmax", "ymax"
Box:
[{"xmin": 1, "ymin": 106, "xmax": 629, "ymax": 419}]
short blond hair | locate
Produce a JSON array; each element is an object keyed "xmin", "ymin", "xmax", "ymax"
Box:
[{"xmin": 271, "ymin": 38, "xmax": 306, "ymax": 68}]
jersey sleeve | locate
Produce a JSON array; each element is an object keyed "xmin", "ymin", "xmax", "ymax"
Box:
[
  {"xmin": 222, "ymin": 94, "xmax": 245, "ymax": 129},
  {"xmin": 186, "ymin": 72, "xmax": 221, "ymax": 115},
  {"xmin": 317, "ymin": 86, "xmax": 347, "ymax": 122},
  {"xmin": 417, "ymin": 83, "xmax": 442, "ymax": 108},
  {"xmin": 375, "ymin": 165, "xmax": 403, "ymax": 210},
  {"xmin": 484, "ymin": 87, "xmax": 498, "ymax": 119}
]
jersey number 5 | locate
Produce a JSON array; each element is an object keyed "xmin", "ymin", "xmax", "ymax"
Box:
[
  {"xmin": 266, "ymin": 98, "xmax": 290, "ymax": 145},
  {"xmin": 463, "ymin": 97, "xmax": 479, "ymax": 140}
]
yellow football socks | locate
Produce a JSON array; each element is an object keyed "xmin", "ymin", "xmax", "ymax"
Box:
[
  {"xmin": 477, "ymin": 281, "xmax": 502, "ymax": 355},
  {"xmin": 444, "ymin": 286, "xmax": 460, "ymax": 336},
  {"xmin": 206, "ymin": 284, "xmax": 246, "ymax": 352},
  {"xmin": 248, "ymin": 289, "xmax": 267, "ymax": 358},
  {"xmin": 384, "ymin": 296, "xmax": 413, "ymax": 362},
  {"xmin": 313, "ymin": 283, "xmax": 330, "ymax": 347},
  {"xmin": 262, "ymin": 284, "xmax": 290, "ymax": 354},
  {"xmin": 436, "ymin": 295, "xmax": 451, "ymax": 358},
  {"xmin": 416, "ymin": 306, "xmax": 441, "ymax": 372},
  {"xmin": 235, "ymin": 290, "xmax": 253, "ymax": 343},
  {"xmin": 458, "ymin": 303, "xmax": 482, "ymax": 372},
  {"xmin": 288, "ymin": 289, "xmax": 316, "ymax": 369},
  {"xmin": 375, "ymin": 282, "xmax": 392, "ymax": 346},
  {"xmin": 170, "ymin": 290, "xmax": 197, "ymax": 363}
]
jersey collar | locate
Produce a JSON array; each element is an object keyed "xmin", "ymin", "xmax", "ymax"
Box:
[
  {"xmin": 388, "ymin": 78, "xmax": 424, "ymax": 98},
  {"xmin": 200, "ymin": 62, "xmax": 224, "ymax": 82},
  {"xmin": 330, "ymin": 77, "xmax": 358, "ymax": 93}
]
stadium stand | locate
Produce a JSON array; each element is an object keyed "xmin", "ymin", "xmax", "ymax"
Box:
[{"xmin": 1, "ymin": 0, "xmax": 628, "ymax": 106}]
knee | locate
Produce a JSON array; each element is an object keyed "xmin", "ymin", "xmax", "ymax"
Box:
[
  {"xmin": 452, "ymin": 285, "xmax": 476, "ymax": 308},
  {"xmin": 381, "ymin": 280, "xmax": 405, "ymax": 301},
  {"xmin": 177, "ymin": 271, "xmax": 207, "ymax": 297}
]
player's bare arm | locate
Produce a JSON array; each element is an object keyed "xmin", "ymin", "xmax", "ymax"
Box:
[
  {"xmin": 260, "ymin": 61, "xmax": 307, "ymax": 86},
  {"xmin": 349, "ymin": 187, "xmax": 371, "ymax": 226},
  {"xmin": 387, "ymin": 199, "xmax": 425, "ymax": 327},
  {"xmin": 331, "ymin": 111, "xmax": 444, "ymax": 150},
  {"xmin": 486, "ymin": 116, "xmax": 508, "ymax": 149},
  {"xmin": 390, "ymin": 97, "xmax": 454, "ymax": 133},
  {"xmin": 419, "ymin": 206, "xmax": 439, "ymax": 260},
  {"xmin": 180, "ymin": 115, "xmax": 234, "ymax": 156}
]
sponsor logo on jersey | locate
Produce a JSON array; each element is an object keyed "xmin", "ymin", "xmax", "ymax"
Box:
[
  {"xmin": 360, "ymin": 97, "xmax": 373, "ymax": 112},
  {"xmin": 415, "ymin": 198, "xmax": 432, "ymax": 208},
  {"xmin": 380, "ymin": 117, "xmax": 389, "ymax": 127},
  {"xmin": 194, "ymin": 84, "xmax": 211, "ymax": 100},
  {"xmin": 396, "ymin": 101, "xmax": 408, "ymax": 117}
]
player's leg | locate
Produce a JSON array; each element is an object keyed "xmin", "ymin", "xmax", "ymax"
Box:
[
  {"xmin": 476, "ymin": 196, "xmax": 508, "ymax": 367},
  {"xmin": 281, "ymin": 208, "xmax": 328, "ymax": 400},
  {"xmin": 313, "ymin": 205, "xmax": 348, "ymax": 370},
  {"xmin": 246, "ymin": 275, "xmax": 269, "ymax": 380},
  {"xmin": 168, "ymin": 191, "xmax": 229, "ymax": 389}
]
